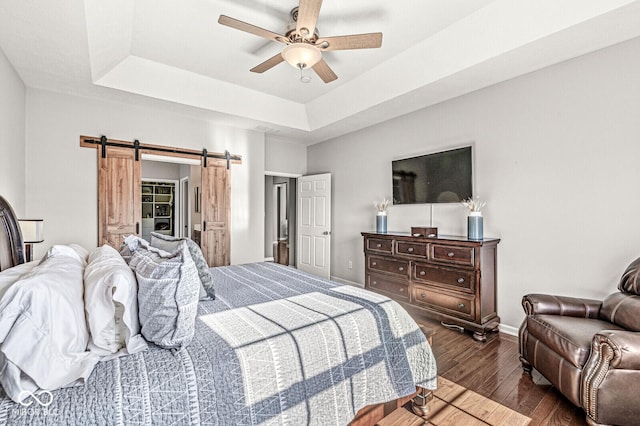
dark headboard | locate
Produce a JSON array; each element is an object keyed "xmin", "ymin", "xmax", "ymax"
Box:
[{"xmin": 0, "ymin": 195, "xmax": 25, "ymax": 271}]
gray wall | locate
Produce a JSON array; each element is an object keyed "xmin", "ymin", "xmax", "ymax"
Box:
[
  {"xmin": 24, "ymin": 89, "xmax": 266, "ymax": 264},
  {"xmin": 0, "ymin": 49, "xmax": 25, "ymax": 215},
  {"xmin": 142, "ymin": 160, "xmax": 181, "ymax": 180},
  {"xmin": 307, "ymin": 37, "xmax": 640, "ymax": 332}
]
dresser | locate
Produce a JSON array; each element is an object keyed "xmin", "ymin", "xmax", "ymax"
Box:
[{"xmin": 361, "ymin": 232, "xmax": 500, "ymax": 341}]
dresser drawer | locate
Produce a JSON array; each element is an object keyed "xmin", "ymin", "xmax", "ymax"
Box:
[
  {"xmin": 365, "ymin": 237, "xmax": 393, "ymax": 254},
  {"xmin": 396, "ymin": 241, "xmax": 428, "ymax": 258},
  {"xmin": 413, "ymin": 264, "xmax": 475, "ymax": 293},
  {"xmin": 430, "ymin": 244, "xmax": 474, "ymax": 267},
  {"xmin": 367, "ymin": 255, "xmax": 410, "ymax": 277},
  {"xmin": 412, "ymin": 285, "xmax": 475, "ymax": 321},
  {"xmin": 366, "ymin": 273, "xmax": 409, "ymax": 300}
]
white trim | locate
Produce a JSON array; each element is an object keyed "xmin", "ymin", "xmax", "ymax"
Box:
[
  {"xmin": 264, "ymin": 257, "xmax": 275, "ymax": 262},
  {"xmin": 265, "ymin": 171, "xmax": 303, "ymax": 178},
  {"xmin": 331, "ymin": 276, "xmax": 364, "ymax": 288},
  {"xmin": 499, "ymin": 324, "xmax": 519, "ymax": 337},
  {"xmin": 141, "ymin": 153, "xmax": 201, "ymax": 165},
  {"xmin": 179, "ymin": 177, "xmax": 190, "ymax": 238}
]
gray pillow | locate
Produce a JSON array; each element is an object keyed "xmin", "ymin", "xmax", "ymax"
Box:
[
  {"xmin": 150, "ymin": 232, "xmax": 215, "ymax": 300},
  {"xmin": 129, "ymin": 242, "xmax": 200, "ymax": 350}
]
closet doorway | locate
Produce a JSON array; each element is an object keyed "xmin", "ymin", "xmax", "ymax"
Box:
[
  {"xmin": 265, "ymin": 174, "xmax": 298, "ymax": 266},
  {"xmin": 141, "ymin": 158, "xmax": 196, "ymax": 241}
]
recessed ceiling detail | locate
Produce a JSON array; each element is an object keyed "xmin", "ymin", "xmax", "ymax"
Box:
[{"xmin": 1, "ymin": 0, "xmax": 640, "ymax": 145}]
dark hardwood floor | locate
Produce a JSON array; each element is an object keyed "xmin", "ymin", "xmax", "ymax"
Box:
[{"xmin": 421, "ymin": 318, "xmax": 587, "ymax": 425}]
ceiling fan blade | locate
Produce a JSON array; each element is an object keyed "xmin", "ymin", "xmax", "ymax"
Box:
[
  {"xmin": 316, "ymin": 33, "xmax": 383, "ymax": 51},
  {"xmin": 312, "ymin": 59, "xmax": 337, "ymax": 83},
  {"xmin": 296, "ymin": 0, "xmax": 323, "ymax": 39},
  {"xmin": 250, "ymin": 53, "xmax": 285, "ymax": 73},
  {"xmin": 218, "ymin": 15, "xmax": 287, "ymax": 43}
]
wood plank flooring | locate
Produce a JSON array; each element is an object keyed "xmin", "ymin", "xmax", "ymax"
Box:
[{"xmin": 388, "ymin": 319, "xmax": 587, "ymax": 425}]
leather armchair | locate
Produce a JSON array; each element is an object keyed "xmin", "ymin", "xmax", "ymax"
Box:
[{"xmin": 519, "ymin": 257, "xmax": 640, "ymax": 426}]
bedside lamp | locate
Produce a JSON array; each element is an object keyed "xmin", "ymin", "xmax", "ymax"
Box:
[{"xmin": 19, "ymin": 219, "xmax": 44, "ymax": 262}]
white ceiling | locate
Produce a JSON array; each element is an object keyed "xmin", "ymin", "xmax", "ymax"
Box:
[{"xmin": 1, "ymin": 0, "xmax": 640, "ymax": 145}]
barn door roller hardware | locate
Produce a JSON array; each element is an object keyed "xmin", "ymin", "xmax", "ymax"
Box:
[{"xmin": 81, "ymin": 135, "xmax": 241, "ymax": 169}]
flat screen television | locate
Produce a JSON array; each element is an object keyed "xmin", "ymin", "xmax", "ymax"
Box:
[{"xmin": 392, "ymin": 146, "xmax": 472, "ymax": 204}]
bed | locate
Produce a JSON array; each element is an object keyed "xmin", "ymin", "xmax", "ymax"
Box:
[{"xmin": 0, "ymin": 195, "xmax": 436, "ymax": 425}]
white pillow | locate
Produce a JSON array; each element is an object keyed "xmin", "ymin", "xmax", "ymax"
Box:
[
  {"xmin": 0, "ymin": 252, "xmax": 99, "ymax": 403},
  {"xmin": 40, "ymin": 243, "xmax": 90, "ymax": 266},
  {"xmin": 84, "ymin": 245, "xmax": 147, "ymax": 357},
  {"xmin": 0, "ymin": 260, "xmax": 39, "ymax": 300}
]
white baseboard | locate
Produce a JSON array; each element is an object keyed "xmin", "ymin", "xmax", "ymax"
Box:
[
  {"xmin": 331, "ymin": 276, "xmax": 364, "ymax": 288},
  {"xmin": 499, "ymin": 324, "xmax": 519, "ymax": 337}
]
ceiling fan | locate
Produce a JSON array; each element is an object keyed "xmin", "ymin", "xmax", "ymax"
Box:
[{"xmin": 218, "ymin": 0, "xmax": 383, "ymax": 83}]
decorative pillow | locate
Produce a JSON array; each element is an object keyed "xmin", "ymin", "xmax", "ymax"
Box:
[
  {"xmin": 0, "ymin": 252, "xmax": 99, "ymax": 403},
  {"xmin": 84, "ymin": 245, "xmax": 147, "ymax": 357},
  {"xmin": 619, "ymin": 256, "xmax": 640, "ymax": 295},
  {"xmin": 129, "ymin": 242, "xmax": 200, "ymax": 350},
  {"xmin": 150, "ymin": 232, "xmax": 215, "ymax": 300},
  {"xmin": 119, "ymin": 235, "xmax": 150, "ymax": 264}
]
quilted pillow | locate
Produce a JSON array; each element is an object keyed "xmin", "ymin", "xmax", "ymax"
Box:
[
  {"xmin": 84, "ymin": 245, "xmax": 147, "ymax": 357},
  {"xmin": 619, "ymin": 256, "xmax": 640, "ymax": 295},
  {"xmin": 129, "ymin": 242, "xmax": 200, "ymax": 350},
  {"xmin": 150, "ymin": 232, "xmax": 215, "ymax": 300}
]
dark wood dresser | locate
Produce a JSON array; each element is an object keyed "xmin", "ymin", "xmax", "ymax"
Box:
[{"xmin": 361, "ymin": 232, "xmax": 500, "ymax": 341}]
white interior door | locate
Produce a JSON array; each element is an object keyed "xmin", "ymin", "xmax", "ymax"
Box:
[{"xmin": 297, "ymin": 173, "xmax": 331, "ymax": 278}]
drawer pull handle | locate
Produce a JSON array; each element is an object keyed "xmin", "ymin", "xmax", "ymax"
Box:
[
  {"xmin": 372, "ymin": 281, "xmax": 377, "ymax": 285},
  {"xmin": 458, "ymin": 303, "xmax": 465, "ymax": 309},
  {"xmin": 448, "ymin": 252, "xmax": 455, "ymax": 257},
  {"xmin": 398, "ymin": 267, "xmax": 404, "ymax": 271},
  {"xmin": 376, "ymin": 244, "xmax": 382, "ymax": 248},
  {"xmin": 419, "ymin": 271, "xmax": 426, "ymax": 276},
  {"xmin": 407, "ymin": 247, "xmax": 414, "ymax": 253},
  {"xmin": 420, "ymin": 293, "xmax": 426, "ymax": 299},
  {"xmin": 457, "ymin": 278, "xmax": 465, "ymax": 284},
  {"xmin": 372, "ymin": 262, "xmax": 377, "ymax": 266},
  {"xmin": 399, "ymin": 288, "xmax": 404, "ymax": 292}
]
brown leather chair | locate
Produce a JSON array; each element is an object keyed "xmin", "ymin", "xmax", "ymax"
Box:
[{"xmin": 519, "ymin": 257, "xmax": 640, "ymax": 426}]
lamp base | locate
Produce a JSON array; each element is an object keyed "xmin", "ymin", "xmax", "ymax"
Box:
[{"xmin": 24, "ymin": 243, "xmax": 33, "ymax": 262}]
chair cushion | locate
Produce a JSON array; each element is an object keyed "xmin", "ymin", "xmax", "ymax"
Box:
[
  {"xmin": 526, "ymin": 315, "xmax": 625, "ymax": 368},
  {"xmin": 619, "ymin": 256, "xmax": 640, "ymax": 295}
]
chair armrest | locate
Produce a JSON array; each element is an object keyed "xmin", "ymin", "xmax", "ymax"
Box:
[
  {"xmin": 591, "ymin": 330, "xmax": 640, "ymax": 370},
  {"xmin": 583, "ymin": 330, "xmax": 640, "ymax": 421},
  {"xmin": 521, "ymin": 294, "xmax": 602, "ymax": 318}
]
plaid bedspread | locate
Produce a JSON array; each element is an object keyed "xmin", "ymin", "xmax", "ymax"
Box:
[{"xmin": 0, "ymin": 262, "xmax": 436, "ymax": 425}]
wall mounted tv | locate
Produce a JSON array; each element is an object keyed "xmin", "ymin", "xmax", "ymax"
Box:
[{"xmin": 392, "ymin": 146, "xmax": 472, "ymax": 204}]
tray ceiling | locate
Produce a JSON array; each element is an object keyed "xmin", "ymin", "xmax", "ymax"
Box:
[{"xmin": 1, "ymin": 0, "xmax": 640, "ymax": 145}]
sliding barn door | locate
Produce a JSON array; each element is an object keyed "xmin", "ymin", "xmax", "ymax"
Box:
[
  {"xmin": 200, "ymin": 159, "xmax": 230, "ymax": 267},
  {"xmin": 98, "ymin": 146, "xmax": 141, "ymax": 248}
]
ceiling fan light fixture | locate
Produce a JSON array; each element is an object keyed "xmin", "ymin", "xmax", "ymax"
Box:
[{"xmin": 281, "ymin": 43, "xmax": 321, "ymax": 70}]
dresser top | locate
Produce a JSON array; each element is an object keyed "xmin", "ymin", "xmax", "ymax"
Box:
[{"xmin": 361, "ymin": 231, "xmax": 500, "ymax": 245}]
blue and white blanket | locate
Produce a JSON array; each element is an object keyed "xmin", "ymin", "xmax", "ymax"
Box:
[{"xmin": 0, "ymin": 262, "xmax": 436, "ymax": 425}]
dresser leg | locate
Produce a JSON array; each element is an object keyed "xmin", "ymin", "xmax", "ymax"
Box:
[{"xmin": 472, "ymin": 331, "xmax": 487, "ymax": 342}]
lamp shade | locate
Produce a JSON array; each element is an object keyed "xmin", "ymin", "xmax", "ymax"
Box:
[
  {"xmin": 19, "ymin": 219, "xmax": 44, "ymax": 243},
  {"xmin": 281, "ymin": 43, "xmax": 322, "ymax": 69}
]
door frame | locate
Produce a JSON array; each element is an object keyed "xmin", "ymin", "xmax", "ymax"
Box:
[{"xmin": 265, "ymin": 172, "xmax": 302, "ymax": 264}]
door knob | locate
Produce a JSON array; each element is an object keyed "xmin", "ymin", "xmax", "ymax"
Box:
[{"xmin": 323, "ymin": 231, "xmax": 331, "ymax": 235}]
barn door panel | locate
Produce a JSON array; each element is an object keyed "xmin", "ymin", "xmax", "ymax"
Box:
[
  {"xmin": 98, "ymin": 146, "xmax": 141, "ymax": 248},
  {"xmin": 200, "ymin": 160, "xmax": 230, "ymax": 267}
]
